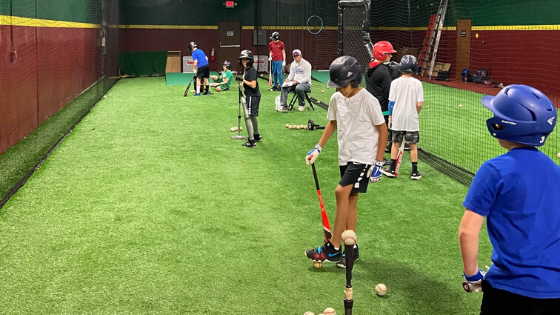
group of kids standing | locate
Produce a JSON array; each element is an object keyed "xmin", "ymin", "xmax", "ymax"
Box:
[{"xmin": 190, "ymin": 34, "xmax": 560, "ymax": 313}]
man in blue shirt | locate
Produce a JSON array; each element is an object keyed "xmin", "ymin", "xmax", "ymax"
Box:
[
  {"xmin": 189, "ymin": 42, "xmax": 211, "ymax": 96},
  {"xmin": 459, "ymin": 85, "xmax": 560, "ymax": 314}
]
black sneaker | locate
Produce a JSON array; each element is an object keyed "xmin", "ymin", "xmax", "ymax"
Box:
[
  {"xmin": 203, "ymin": 91, "xmax": 213, "ymax": 95},
  {"xmin": 411, "ymin": 171, "xmax": 422, "ymax": 180},
  {"xmin": 242, "ymin": 140, "xmax": 256, "ymax": 148},
  {"xmin": 253, "ymin": 134, "xmax": 262, "ymax": 141},
  {"xmin": 305, "ymin": 241, "xmax": 342, "ymax": 262},
  {"xmin": 336, "ymin": 244, "xmax": 360, "ymax": 268},
  {"xmin": 381, "ymin": 168, "xmax": 396, "ymax": 178}
]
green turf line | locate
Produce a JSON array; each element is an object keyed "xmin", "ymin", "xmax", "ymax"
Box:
[
  {"xmin": 0, "ymin": 77, "xmax": 493, "ymax": 314},
  {"xmin": 165, "ymin": 72, "xmax": 193, "ymax": 85}
]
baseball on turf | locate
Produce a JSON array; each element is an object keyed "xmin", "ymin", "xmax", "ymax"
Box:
[
  {"xmin": 375, "ymin": 283, "xmax": 387, "ymax": 296},
  {"xmin": 341, "ymin": 230, "xmax": 357, "ymax": 246},
  {"xmin": 322, "ymin": 90, "xmax": 325, "ymax": 93},
  {"xmin": 459, "ymin": 104, "xmax": 463, "ymax": 108},
  {"xmin": 285, "ymin": 124, "xmax": 290, "ymax": 128},
  {"xmin": 304, "ymin": 312, "xmax": 315, "ymax": 315},
  {"xmin": 557, "ymin": 152, "xmax": 560, "ymax": 158},
  {"xmin": 312, "ymin": 261, "xmax": 322, "ymax": 269},
  {"xmin": 323, "ymin": 307, "xmax": 336, "ymax": 315}
]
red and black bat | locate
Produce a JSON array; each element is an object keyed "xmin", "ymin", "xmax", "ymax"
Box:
[
  {"xmin": 311, "ymin": 163, "xmax": 332, "ymax": 242},
  {"xmin": 394, "ymin": 139, "xmax": 406, "ymax": 177},
  {"xmin": 183, "ymin": 76, "xmax": 195, "ymax": 97}
]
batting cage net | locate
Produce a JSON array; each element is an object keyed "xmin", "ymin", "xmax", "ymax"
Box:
[
  {"xmin": 364, "ymin": 0, "xmax": 560, "ymax": 185},
  {"xmin": 0, "ymin": 0, "xmax": 120, "ymax": 205}
]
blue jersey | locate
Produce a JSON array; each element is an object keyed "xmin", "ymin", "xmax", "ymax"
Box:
[
  {"xmin": 192, "ymin": 49, "xmax": 208, "ymax": 68},
  {"xmin": 463, "ymin": 147, "xmax": 560, "ymax": 298}
]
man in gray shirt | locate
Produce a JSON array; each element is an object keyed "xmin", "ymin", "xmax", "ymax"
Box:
[{"xmin": 278, "ymin": 49, "xmax": 312, "ymax": 112}]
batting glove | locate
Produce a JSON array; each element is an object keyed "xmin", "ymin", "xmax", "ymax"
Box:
[
  {"xmin": 306, "ymin": 144, "xmax": 322, "ymax": 165},
  {"xmin": 268, "ymin": 57, "xmax": 272, "ymax": 61},
  {"xmin": 462, "ymin": 269, "xmax": 485, "ymax": 293},
  {"xmin": 368, "ymin": 160, "xmax": 384, "ymax": 183},
  {"xmin": 282, "ymin": 61, "xmax": 286, "ymax": 67},
  {"xmin": 235, "ymin": 76, "xmax": 243, "ymax": 82}
]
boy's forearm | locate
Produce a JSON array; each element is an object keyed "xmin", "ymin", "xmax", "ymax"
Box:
[
  {"xmin": 375, "ymin": 123, "xmax": 388, "ymax": 161},
  {"xmin": 417, "ymin": 102, "xmax": 423, "ymax": 114},
  {"xmin": 459, "ymin": 230, "xmax": 480, "ymax": 275},
  {"xmin": 317, "ymin": 121, "xmax": 337, "ymax": 147}
]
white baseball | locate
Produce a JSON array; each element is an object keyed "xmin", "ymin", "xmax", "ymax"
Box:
[
  {"xmin": 341, "ymin": 230, "xmax": 357, "ymax": 246},
  {"xmin": 230, "ymin": 127, "xmax": 235, "ymax": 132},
  {"xmin": 557, "ymin": 152, "xmax": 560, "ymax": 158},
  {"xmin": 375, "ymin": 283, "xmax": 387, "ymax": 296},
  {"xmin": 458, "ymin": 104, "xmax": 463, "ymax": 108},
  {"xmin": 285, "ymin": 124, "xmax": 290, "ymax": 128},
  {"xmin": 323, "ymin": 307, "xmax": 336, "ymax": 315},
  {"xmin": 304, "ymin": 312, "xmax": 315, "ymax": 315}
]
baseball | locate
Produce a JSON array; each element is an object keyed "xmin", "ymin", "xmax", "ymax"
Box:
[
  {"xmin": 557, "ymin": 152, "xmax": 560, "ymax": 158},
  {"xmin": 322, "ymin": 90, "xmax": 325, "ymax": 93},
  {"xmin": 102, "ymin": 95, "xmax": 107, "ymax": 98},
  {"xmin": 341, "ymin": 230, "xmax": 357, "ymax": 246},
  {"xmin": 230, "ymin": 127, "xmax": 235, "ymax": 132},
  {"xmin": 323, "ymin": 307, "xmax": 336, "ymax": 315},
  {"xmin": 304, "ymin": 312, "xmax": 315, "ymax": 315},
  {"xmin": 312, "ymin": 261, "xmax": 322, "ymax": 269},
  {"xmin": 458, "ymin": 104, "xmax": 463, "ymax": 108},
  {"xmin": 285, "ymin": 124, "xmax": 290, "ymax": 128},
  {"xmin": 375, "ymin": 283, "xmax": 387, "ymax": 296}
]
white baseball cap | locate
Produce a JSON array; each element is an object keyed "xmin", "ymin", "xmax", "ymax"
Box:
[{"xmin": 292, "ymin": 49, "xmax": 302, "ymax": 56}]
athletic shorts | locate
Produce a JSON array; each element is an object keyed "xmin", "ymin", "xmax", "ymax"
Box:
[
  {"xmin": 480, "ymin": 281, "xmax": 560, "ymax": 315},
  {"xmin": 339, "ymin": 162, "xmax": 371, "ymax": 194},
  {"xmin": 246, "ymin": 95, "xmax": 260, "ymax": 117},
  {"xmin": 196, "ymin": 65, "xmax": 210, "ymax": 79},
  {"xmin": 219, "ymin": 84, "xmax": 229, "ymax": 91},
  {"xmin": 392, "ymin": 130, "xmax": 419, "ymax": 144}
]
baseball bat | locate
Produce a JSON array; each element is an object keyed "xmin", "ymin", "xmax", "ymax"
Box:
[
  {"xmin": 344, "ymin": 241, "xmax": 355, "ymax": 315},
  {"xmin": 183, "ymin": 76, "xmax": 195, "ymax": 97},
  {"xmin": 311, "ymin": 163, "xmax": 332, "ymax": 242},
  {"xmin": 269, "ymin": 59, "xmax": 273, "ymax": 87},
  {"xmin": 394, "ymin": 139, "xmax": 406, "ymax": 177}
]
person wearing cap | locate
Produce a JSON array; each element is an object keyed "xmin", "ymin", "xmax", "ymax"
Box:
[
  {"xmin": 210, "ymin": 61, "xmax": 233, "ymax": 92},
  {"xmin": 278, "ymin": 49, "xmax": 312, "ymax": 112},
  {"xmin": 268, "ymin": 31, "xmax": 286, "ymax": 91}
]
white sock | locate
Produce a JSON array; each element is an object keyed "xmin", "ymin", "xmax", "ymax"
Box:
[{"xmin": 196, "ymin": 86, "xmax": 200, "ymax": 94}]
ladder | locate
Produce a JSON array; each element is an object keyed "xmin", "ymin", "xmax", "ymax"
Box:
[{"xmin": 419, "ymin": 0, "xmax": 449, "ymax": 78}]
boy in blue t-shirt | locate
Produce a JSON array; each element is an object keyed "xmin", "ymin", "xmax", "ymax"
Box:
[
  {"xmin": 459, "ymin": 85, "xmax": 560, "ymax": 314},
  {"xmin": 188, "ymin": 41, "xmax": 211, "ymax": 96}
]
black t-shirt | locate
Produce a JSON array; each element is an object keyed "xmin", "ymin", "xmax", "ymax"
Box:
[
  {"xmin": 365, "ymin": 63, "xmax": 392, "ymax": 112},
  {"xmin": 243, "ymin": 67, "xmax": 261, "ymax": 97}
]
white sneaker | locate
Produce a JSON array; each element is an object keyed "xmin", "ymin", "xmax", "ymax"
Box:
[
  {"xmin": 298, "ymin": 106, "xmax": 305, "ymax": 112},
  {"xmin": 278, "ymin": 106, "xmax": 288, "ymax": 113}
]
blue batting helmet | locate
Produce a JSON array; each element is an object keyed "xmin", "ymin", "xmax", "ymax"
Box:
[
  {"xmin": 482, "ymin": 85, "xmax": 557, "ymax": 146},
  {"xmin": 400, "ymin": 55, "xmax": 418, "ymax": 73}
]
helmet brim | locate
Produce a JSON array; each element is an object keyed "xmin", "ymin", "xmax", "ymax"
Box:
[
  {"xmin": 481, "ymin": 95, "xmax": 495, "ymax": 111},
  {"xmin": 327, "ymin": 80, "xmax": 342, "ymax": 88},
  {"xmin": 387, "ymin": 49, "xmax": 397, "ymax": 54}
]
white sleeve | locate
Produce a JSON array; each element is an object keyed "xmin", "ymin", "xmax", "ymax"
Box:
[
  {"xmin": 388, "ymin": 80, "xmax": 396, "ymax": 102},
  {"xmin": 299, "ymin": 60, "xmax": 312, "ymax": 83},
  {"xmin": 327, "ymin": 94, "xmax": 337, "ymax": 121},
  {"xmin": 368, "ymin": 96, "xmax": 385, "ymax": 126},
  {"xmin": 417, "ymin": 80, "xmax": 424, "ymax": 102},
  {"xmin": 287, "ymin": 63, "xmax": 295, "ymax": 81}
]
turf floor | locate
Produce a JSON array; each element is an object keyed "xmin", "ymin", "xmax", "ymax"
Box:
[{"xmin": 0, "ymin": 76, "xmax": 504, "ymax": 314}]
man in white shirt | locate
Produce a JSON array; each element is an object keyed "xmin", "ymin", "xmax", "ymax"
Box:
[{"xmin": 278, "ymin": 49, "xmax": 312, "ymax": 112}]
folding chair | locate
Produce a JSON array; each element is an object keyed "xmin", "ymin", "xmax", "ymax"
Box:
[{"xmin": 287, "ymin": 90, "xmax": 314, "ymax": 111}]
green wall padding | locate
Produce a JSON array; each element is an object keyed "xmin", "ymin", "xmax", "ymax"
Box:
[{"xmin": 118, "ymin": 51, "xmax": 167, "ymax": 76}]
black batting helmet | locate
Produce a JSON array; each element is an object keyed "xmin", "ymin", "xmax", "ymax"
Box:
[
  {"xmin": 270, "ymin": 32, "xmax": 279, "ymax": 40},
  {"xmin": 188, "ymin": 42, "xmax": 197, "ymax": 52},
  {"xmin": 327, "ymin": 56, "xmax": 362, "ymax": 88},
  {"xmin": 238, "ymin": 50, "xmax": 254, "ymax": 67},
  {"xmin": 400, "ymin": 55, "xmax": 418, "ymax": 73},
  {"xmin": 223, "ymin": 60, "xmax": 231, "ymax": 69}
]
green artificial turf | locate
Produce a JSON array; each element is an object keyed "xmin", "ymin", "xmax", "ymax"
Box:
[{"xmin": 0, "ymin": 77, "xmax": 493, "ymax": 314}]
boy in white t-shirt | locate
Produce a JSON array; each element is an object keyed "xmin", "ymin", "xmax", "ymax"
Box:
[
  {"xmin": 382, "ymin": 55, "xmax": 424, "ymax": 180},
  {"xmin": 304, "ymin": 56, "xmax": 388, "ymax": 267}
]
